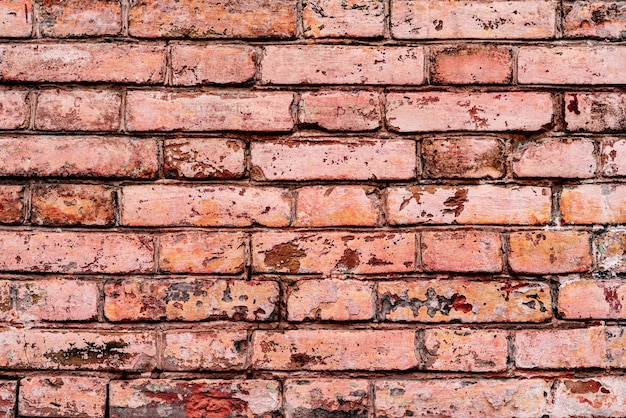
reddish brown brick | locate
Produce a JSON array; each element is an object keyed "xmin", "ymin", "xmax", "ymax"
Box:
[
  {"xmin": 421, "ymin": 230, "xmax": 503, "ymax": 273},
  {"xmin": 553, "ymin": 377, "xmax": 626, "ymax": 417},
  {"xmin": 558, "ymin": 276, "xmax": 626, "ymax": 319},
  {"xmin": 0, "ymin": 381, "xmax": 16, "ymax": 418},
  {"xmin": 298, "ymin": 91, "xmax": 382, "ymax": 131},
  {"xmin": 561, "ymin": 184, "xmax": 626, "ymax": 224},
  {"xmin": 284, "ymin": 379, "xmax": 369, "ymax": 418},
  {"xmin": 602, "ymin": 138, "xmax": 626, "ymax": 176},
  {"xmin": 565, "ymin": 93, "xmax": 626, "ymax": 132},
  {"xmin": 595, "ymin": 231, "xmax": 626, "ymax": 273},
  {"xmin": 171, "ymin": 44, "xmax": 256, "ymax": 85},
  {"xmin": 0, "ymin": 185, "xmax": 23, "ymax": 224},
  {"xmin": 513, "ymin": 137, "xmax": 597, "ymax": 178},
  {"xmin": 162, "ymin": 330, "xmax": 248, "ymax": 371},
  {"xmin": 0, "ymin": 90, "xmax": 29, "ymax": 130},
  {"xmin": 164, "ymin": 138, "xmax": 245, "ymax": 179},
  {"xmin": 422, "ymin": 137, "xmax": 504, "ymax": 179},
  {"xmin": 431, "ymin": 45, "xmax": 513, "ymax": 84},
  {"xmin": 303, "ymin": 0, "xmax": 384, "ymax": 38},
  {"xmin": 0, "ymin": 0, "xmax": 31, "ymax": 37},
  {"xmin": 564, "ymin": 1, "xmax": 626, "ymax": 39},
  {"xmin": 295, "ymin": 185, "xmax": 380, "ymax": 227},
  {"xmin": 40, "ymin": 0, "xmax": 121, "ymax": 37},
  {"xmin": 31, "ymin": 184, "xmax": 115, "ymax": 226}
]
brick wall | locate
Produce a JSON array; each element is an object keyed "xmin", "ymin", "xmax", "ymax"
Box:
[{"xmin": 0, "ymin": 0, "xmax": 625, "ymax": 416}]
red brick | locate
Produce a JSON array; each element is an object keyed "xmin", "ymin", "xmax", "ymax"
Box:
[
  {"xmin": 431, "ymin": 45, "xmax": 513, "ymax": 84},
  {"xmin": 19, "ymin": 376, "xmax": 107, "ymax": 418},
  {"xmin": 252, "ymin": 231, "xmax": 416, "ymax": 274},
  {"xmin": 121, "ymin": 185, "xmax": 291, "ymax": 227},
  {"xmin": 303, "ymin": 0, "xmax": 384, "ymax": 37},
  {"xmin": 379, "ymin": 279, "xmax": 551, "ymax": 323},
  {"xmin": 284, "ymin": 379, "xmax": 369, "ymax": 418},
  {"xmin": 252, "ymin": 330, "xmax": 418, "ymax": 370},
  {"xmin": 171, "ymin": 44, "xmax": 256, "ymax": 85},
  {"xmin": 294, "ymin": 185, "xmax": 380, "ymax": 226},
  {"xmin": 595, "ymin": 230, "xmax": 626, "ymax": 273},
  {"xmin": 287, "ymin": 279, "xmax": 375, "ymax": 321},
  {"xmin": 251, "ymin": 139, "xmax": 416, "ymax": 180},
  {"xmin": 388, "ymin": 185, "xmax": 551, "ymax": 225},
  {"xmin": 423, "ymin": 328, "xmax": 508, "ymax": 372},
  {"xmin": 0, "ymin": 136, "xmax": 158, "ymax": 178},
  {"xmin": 262, "ymin": 46, "xmax": 424, "ymax": 85},
  {"xmin": 298, "ymin": 91, "xmax": 382, "ymax": 131},
  {"xmin": 558, "ymin": 276, "xmax": 626, "ymax": 319},
  {"xmin": 0, "ymin": 185, "xmax": 23, "ymax": 224},
  {"xmin": 0, "ymin": 231, "xmax": 154, "ymax": 274},
  {"xmin": 391, "ymin": 0, "xmax": 556, "ymax": 39},
  {"xmin": 35, "ymin": 89, "xmax": 121, "ymax": 131},
  {"xmin": 421, "ymin": 231, "xmax": 502, "ymax": 273},
  {"xmin": 109, "ymin": 379, "xmax": 281, "ymax": 418},
  {"xmin": 105, "ymin": 278, "xmax": 278, "ymax": 322},
  {"xmin": 0, "ymin": 329, "xmax": 156, "ymax": 371},
  {"xmin": 0, "ymin": 90, "xmax": 29, "ymax": 130},
  {"xmin": 565, "ymin": 92, "xmax": 626, "ymax": 132},
  {"xmin": 0, "ymin": 44, "xmax": 163, "ymax": 83},
  {"xmin": 422, "ymin": 137, "xmax": 504, "ymax": 179},
  {"xmin": 159, "ymin": 232, "xmax": 245, "ymax": 274},
  {"xmin": 508, "ymin": 231, "xmax": 592, "ymax": 274},
  {"xmin": 561, "ymin": 184, "xmax": 626, "ymax": 224},
  {"xmin": 164, "ymin": 138, "xmax": 245, "ymax": 179},
  {"xmin": 126, "ymin": 90, "xmax": 293, "ymax": 132},
  {"xmin": 162, "ymin": 330, "xmax": 248, "ymax": 371},
  {"xmin": 0, "ymin": 0, "xmax": 31, "ymax": 37},
  {"xmin": 39, "ymin": 0, "xmax": 120, "ymax": 37},
  {"xmin": 602, "ymin": 138, "xmax": 626, "ymax": 176},
  {"xmin": 375, "ymin": 379, "xmax": 551, "ymax": 417},
  {"xmin": 31, "ymin": 184, "xmax": 115, "ymax": 226},
  {"xmin": 386, "ymin": 92, "xmax": 553, "ymax": 132},
  {"xmin": 0, "ymin": 381, "xmax": 16, "ymax": 418},
  {"xmin": 512, "ymin": 137, "xmax": 596, "ymax": 178},
  {"xmin": 553, "ymin": 377, "xmax": 626, "ymax": 417},
  {"xmin": 564, "ymin": 1, "xmax": 626, "ymax": 39},
  {"xmin": 129, "ymin": 0, "xmax": 297, "ymax": 38}
]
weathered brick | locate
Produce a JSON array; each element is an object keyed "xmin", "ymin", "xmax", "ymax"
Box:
[
  {"xmin": 0, "ymin": 329, "xmax": 156, "ymax": 371},
  {"xmin": 252, "ymin": 231, "xmax": 416, "ymax": 274},
  {"xmin": 163, "ymin": 138, "xmax": 245, "ymax": 179},
  {"xmin": 295, "ymin": 185, "xmax": 380, "ymax": 227},
  {"xmin": 171, "ymin": 44, "xmax": 256, "ymax": 85},
  {"xmin": 303, "ymin": 0, "xmax": 384, "ymax": 37},
  {"xmin": 287, "ymin": 279, "xmax": 374, "ymax": 321},
  {"xmin": 421, "ymin": 231, "xmax": 502, "ymax": 272},
  {"xmin": 391, "ymin": 0, "xmax": 556, "ymax": 39},
  {"xmin": 0, "ymin": 0, "xmax": 31, "ymax": 37},
  {"xmin": 252, "ymin": 330, "xmax": 418, "ymax": 370},
  {"xmin": 159, "ymin": 232, "xmax": 245, "ymax": 274},
  {"xmin": 0, "ymin": 231, "xmax": 154, "ymax": 274},
  {"xmin": 558, "ymin": 276, "xmax": 626, "ymax": 319},
  {"xmin": 512, "ymin": 137, "xmax": 596, "ymax": 178},
  {"xmin": 0, "ymin": 381, "xmax": 16, "ymax": 418},
  {"xmin": 605, "ymin": 327, "xmax": 626, "ymax": 368},
  {"xmin": 121, "ymin": 185, "xmax": 291, "ymax": 227},
  {"xmin": 387, "ymin": 185, "xmax": 551, "ymax": 225},
  {"xmin": 251, "ymin": 139, "xmax": 416, "ymax": 181},
  {"xmin": 423, "ymin": 328, "xmax": 508, "ymax": 372},
  {"xmin": 561, "ymin": 184, "xmax": 626, "ymax": 224},
  {"xmin": 386, "ymin": 92, "xmax": 553, "ymax": 132},
  {"xmin": 553, "ymin": 377, "xmax": 626, "ymax": 418},
  {"xmin": 105, "ymin": 278, "xmax": 278, "ymax": 322},
  {"xmin": 284, "ymin": 379, "xmax": 369, "ymax": 418},
  {"xmin": 379, "ymin": 279, "xmax": 551, "ymax": 323},
  {"xmin": 431, "ymin": 45, "xmax": 513, "ymax": 84},
  {"xmin": 595, "ymin": 230, "xmax": 626, "ymax": 273},
  {"xmin": 602, "ymin": 138, "xmax": 626, "ymax": 176},
  {"xmin": 298, "ymin": 91, "xmax": 382, "ymax": 131},
  {"xmin": 0, "ymin": 90, "xmax": 29, "ymax": 130},
  {"xmin": 31, "ymin": 184, "xmax": 115, "ymax": 226},
  {"xmin": 422, "ymin": 136, "xmax": 504, "ymax": 179},
  {"xmin": 0, "ymin": 185, "xmax": 23, "ymax": 224},
  {"xmin": 565, "ymin": 92, "xmax": 626, "ymax": 132},
  {"xmin": 19, "ymin": 376, "xmax": 107, "ymax": 418},
  {"xmin": 261, "ymin": 46, "xmax": 424, "ymax": 85},
  {"xmin": 126, "ymin": 90, "xmax": 293, "ymax": 132},
  {"xmin": 35, "ymin": 89, "xmax": 121, "ymax": 131},
  {"xmin": 109, "ymin": 379, "xmax": 281, "ymax": 418},
  {"xmin": 0, "ymin": 44, "xmax": 163, "ymax": 83},
  {"xmin": 508, "ymin": 231, "xmax": 592, "ymax": 274},
  {"xmin": 375, "ymin": 379, "xmax": 551, "ymax": 417},
  {"xmin": 39, "ymin": 0, "xmax": 120, "ymax": 37},
  {"xmin": 129, "ymin": 0, "xmax": 297, "ymax": 38},
  {"xmin": 564, "ymin": 1, "xmax": 626, "ymax": 39},
  {"xmin": 162, "ymin": 330, "xmax": 248, "ymax": 371},
  {"xmin": 0, "ymin": 136, "xmax": 158, "ymax": 178}
]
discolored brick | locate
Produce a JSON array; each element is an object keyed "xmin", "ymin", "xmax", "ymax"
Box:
[{"xmin": 31, "ymin": 184, "xmax": 115, "ymax": 226}]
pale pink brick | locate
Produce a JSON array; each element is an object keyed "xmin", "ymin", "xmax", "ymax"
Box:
[
  {"xmin": 558, "ymin": 276, "xmax": 626, "ymax": 319},
  {"xmin": 0, "ymin": 185, "xmax": 24, "ymax": 224},
  {"xmin": 553, "ymin": 377, "xmax": 626, "ymax": 418},
  {"xmin": 298, "ymin": 91, "xmax": 382, "ymax": 131},
  {"xmin": 303, "ymin": 0, "xmax": 384, "ymax": 37},
  {"xmin": 564, "ymin": 1, "xmax": 626, "ymax": 39},
  {"xmin": 162, "ymin": 330, "xmax": 248, "ymax": 371},
  {"xmin": 561, "ymin": 184, "xmax": 626, "ymax": 224},
  {"xmin": 0, "ymin": 0, "xmax": 31, "ymax": 37},
  {"xmin": 513, "ymin": 137, "xmax": 596, "ymax": 178},
  {"xmin": 602, "ymin": 138, "xmax": 626, "ymax": 176},
  {"xmin": 284, "ymin": 379, "xmax": 369, "ymax": 418},
  {"xmin": 422, "ymin": 136, "xmax": 504, "ymax": 179},
  {"xmin": 606, "ymin": 327, "xmax": 626, "ymax": 368},
  {"xmin": 295, "ymin": 185, "xmax": 380, "ymax": 226},
  {"xmin": 40, "ymin": 0, "xmax": 121, "ymax": 37},
  {"xmin": 171, "ymin": 44, "xmax": 256, "ymax": 85},
  {"xmin": 595, "ymin": 231, "xmax": 626, "ymax": 273},
  {"xmin": 431, "ymin": 45, "xmax": 513, "ymax": 84},
  {"xmin": 421, "ymin": 230, "xmax": 503, "ymax": 272},
  {"xmin": 0, "ymin": 381, "xmax": 16, "ymax": 418},
  {"xmin": 565, "ymin": 92, "xmax": 626, "ymax": 132},
  {"xmin": 164, "ymin": 138, "xmax": 245, "ymax": 179},
  {"xmin": 0, "ymin": 90, "xmax": 29, "ymax": 129}
]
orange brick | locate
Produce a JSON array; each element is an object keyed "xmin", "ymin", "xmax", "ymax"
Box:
[
  {"xmin": 565, "ymin": 92, "xmax": 626, "ymax": 132},
  {"xmin": 0, "ymin": 90, "xmax": 29, "ymax": 130},
  {"xmin": 0, "ymin": 136, "xmax": 158, "ymax": 178},
  {"xmin": 0, "ymin": 0, "xmax": 31, "ymax": 37},
  {"xmin": 512, "ymin": 137, "xmax": 596, "ymax": 178},
  {"xmin": 126, "ymin": 90, "xmax": 293, "ymax": 132},
  {"xmin": 558, "ymin": 276, "xmax": 626, "ymax": 319},
  {"xmin": 421, "ymin": 230, "xmax": 502, "ymax": 273},
  {"xmin": 387, "ymin": 185, "xmax": 551, "ymax": 225},
  {"xmin": 162, "ymin": 330, "xmax": 248, "ymax": 371},
  {"xmin": 431, "ymin": 45, "xmax": 513, "ymax": 84},
  {"xmin": 422, "ymin": 137, "xmax": 504, "ymax": 179},
  {"xmin": 40, "ymin": 0, "xmax": 120, "ymax": 37},
  {"xmin": 386, "ymin": 92, "xmax": 553, "ymax": 132},
  {"xmin": 105, "ymin": 278, "xmax": 278, "ymax": 322},
  {"xmin": 295, "ymin": 185, "xmax": 380, "ymax": 226},
  {"xmin": 595, "ymin": 231, "xmax": 626, "ymax": 273},
  {"xmin": 379, "ymin": 279, "xmax": 551, "ymax": 323},
  {"xmin": 159, "ymin": 232, "xmax": 245, "ymax": 274},
  {"xmin": 252, "ymin": 330, "xmax": 418, "ymax": 370},
  {"xmin": 19, "ymin": 376, "xmax": 107, "ymax": 418},
  {"xmin": 251, "ymin": 139, "xmax": 416, "ymax": 181},
  {"xmin": 298, "ymin": 91, "xmax": 382, "ymax": 131},
  {"xmin": 129, "ymin": 0, "xmax": 297, "ymax": 38},
  {"xmin": 163, "ymin": 138, "xmax": 245, "ymax": 179},
  {"xmin": 553, "ymin": 377, "xmax": 626, "ymax": 417},
  {"xmin": 252, "ymin": 231, "xmax": 416, "ymax": 274},
  {"xmin": 508, "ymin": 231, "xmax": 592, "ymax": 274},
  {"xmin": 262, "ymin": 46, "xmax": 424, "ymax": 85},
  {"xmin": 602, "ymin": 138, "xmax": 626, "ymax": 176},
  {"xmin": 171, "ymin": 44, "xmax": 256, "ymax": 85},
  {"xmin": 31, "ymin": 184, "xmax": 115, "ymax": 226},
  {"xmin": 0, "ymin": 185, "xmax": 23, "ymax": 224},
  {"xmin": 303, "ymin": 0, "xmax": 384, "ymax": 37},
  {"xmin": 284, "ymin": 379, "xmax": 369, "ymax": 418},
  {"xmin": 0, "ymin": 381, "xmax": 16, "ymax": 418},
  {"xmin": 564, "ymin": 1, "xmax": 626, "ymax": 39},
  {"xmin": 121, "ymin": 185, "xmax": 291, "ymax": 227},
  {"xmin": 561, "ymin": 184, "xmax": 626, "ymax": 224}
]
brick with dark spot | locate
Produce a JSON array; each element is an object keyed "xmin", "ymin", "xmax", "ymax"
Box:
[{"xmin": 284, "ymin": 379, "xmax": 369, "ymax": 418}]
